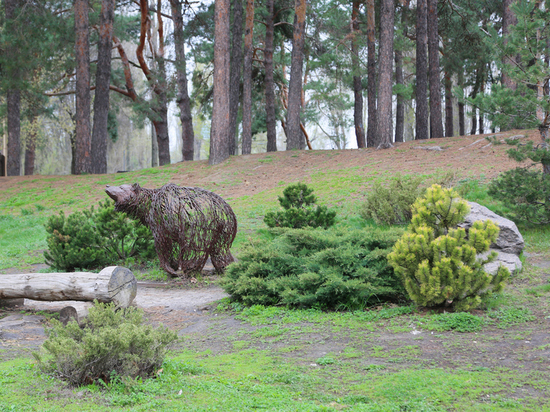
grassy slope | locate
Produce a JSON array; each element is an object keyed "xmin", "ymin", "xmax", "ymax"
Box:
[{"xmin": 1, "ymin": 132, "xmax": 550, "ymax": 411}]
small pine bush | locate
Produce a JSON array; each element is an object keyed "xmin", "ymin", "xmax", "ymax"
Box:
[
  {"xmin": 360, "ymin": 175, "xmax": 425, "ymax": 225},
  {"xmin": 387, "ymin": 184, "xmax": 510, "ymax": 312},
  {"xmin": 264, "ymin": 183, "xmax": 336, "ymax": 229},
  {"xmin": 488, "ymin": 167, "xmax": 550, "ymax": 225},
  {"xmin": 44, "ymin": 199, "xmax": 155, "ymax": 271},
  {"xmin": 221, "ymin": 227, "xmax": 406, "ymax": 309},
  {"xmin": 34, "ymin": 302, "xmax": 177, "ymax": 387}
]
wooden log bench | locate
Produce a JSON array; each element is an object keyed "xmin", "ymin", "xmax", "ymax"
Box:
[{"xmin": 0, "ymin": 266, "xmax": 137, "ymax": 309}]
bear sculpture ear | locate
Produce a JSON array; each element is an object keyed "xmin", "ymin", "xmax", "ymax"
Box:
[{"xmin": 132, "ymin": 183, "xmax": 142, "ymax": 192}]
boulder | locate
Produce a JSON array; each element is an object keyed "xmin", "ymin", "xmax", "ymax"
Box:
[
  {"xmin": 460, "ymin": 202, "xmax": 524, "ymax": 255},
  {"xmin": 459, "ymin": 202, "xmax": 524, "ymax": 274},
  {"xmin": 478, "ymin": 250, "xmax": 522, "ymax": 276}
]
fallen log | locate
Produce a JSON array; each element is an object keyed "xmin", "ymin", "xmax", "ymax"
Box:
[{"xmin": 0, "ymin": 266, "xmax": 137, "ymax": 308}]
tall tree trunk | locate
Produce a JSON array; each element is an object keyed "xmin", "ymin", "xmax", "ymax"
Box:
[
  {"xmin": 135, "ymin": 0, "xmax": 170, "ymax": 166},
  {"xmin": 286, "ymin": 0, "xmax": 307, "ymax": 150},
  {"xmin": 502, "ymin": 0, "xmax": 517, "ymax": 91},
  {"xmin": 241, "ymin": 0, "xmax": 254, "ymax": 155},
  {"xmin": 427, "ymin": 0, "xmax": 443, "ymax": 139},
  {"xmin": 6, "ymin": 90, "xmax": 21, "ymax": 176},
  {"xmin": 415, "ymin": 0, "xmax": 429, "ymax": 140},
  {"xmin": 74, "ymin": 0, "xmax": 92, "ymax": 174},
  {"xmin": 5, "ymin": 0, "xmax": 21, "ymax": 176},
  {"xmin": 91, "ymin": 0, "xmax": 115, "ymax": 174},
  {"xmin": 210, "ymin": 0, "xmax": 231, "ymax": 164},
  {"xmin": 153, "ymin": 2, "xmax": 170, "ymax": 166},
  {"xmin": 366, "ymin": 0, "xmax": 377, "ymax": 147},
  {"xmin": 470, "ymin": 68, "xmax": 481, "ymax": 135},
  {"xmin": 444, "ymin": 71, "xmax": 453, "ymax": 137},
  {"xmin": 24, "ymin": 114, "xmax": 37, "ymax": 176},
  {"xmin": 229, "ymin": 0, "xmax": 244, "ymax": 156},
  {"xmin": 170, "ymin": 0, "xmax": 195, "ymax": 161},
  {"xmin": 458, "ymin": 70, "xmax": 465, "ymax": 136},
  {"xmin": 264, "ymin": 0, "xmax": 277, "ymax": 152},
  {"xmin": 352, "ymin": 0, "xmax": 366, "ymax": 148},
  {"xmin": 395, "ymin": 47, "xmax": 404, "ymax": 143},
  {"xmin": 376, "ymin": 0, "xmax": 394, "ymax": 149}
]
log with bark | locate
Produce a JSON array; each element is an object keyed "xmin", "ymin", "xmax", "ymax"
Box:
[{"xmin": 0, "ymin": 266, "xmax": 137, "ymax": 308}]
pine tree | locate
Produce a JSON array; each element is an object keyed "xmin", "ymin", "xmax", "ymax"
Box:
[
  {"xmin": 477, "ymin": 0, "xmax": 550, "ymax": 173},
  {"xmin": 388, "ymin": 185, "xmax": 510, "ymax": 311}
]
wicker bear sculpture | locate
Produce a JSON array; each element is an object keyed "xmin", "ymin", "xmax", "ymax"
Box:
[{"xmin": 105, "ymin": 183, "xmax": 237, "ymax": 277}]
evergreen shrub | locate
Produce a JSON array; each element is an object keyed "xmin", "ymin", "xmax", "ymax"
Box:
[
  {"xmin": 264, "ymin": 183, "xmax": 336, "ymax": 229},
  {"xmin": 44, "ymin": 199, "xmax": 155, "ymax": 271},
  {"xmin": 488, "ymin": 167, "xmax": 550, "ymax": 225},
  {"xmin": 360, "ymin": 175, "xmax": 424, "ymax": 225},
  {"xmin": 387, "ymin": 184, "xmax": 510, "ymax": 312},
  {"xmin": 221, "ymin": 227, "xmax": 406, "ymax": 309},
  {"xmin": 34, "ymin": 302, "xmax": 177, "ymax": 387}
]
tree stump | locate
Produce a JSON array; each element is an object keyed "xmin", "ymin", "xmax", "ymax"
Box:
[{"xmin": 0, "ymin": 266, "xmax": 137, "ymax": 308}]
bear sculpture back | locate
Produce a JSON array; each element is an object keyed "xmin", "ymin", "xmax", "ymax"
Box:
[{"xmin": 105, "ymin": 183, "xmax": 237, "ymax": 277}]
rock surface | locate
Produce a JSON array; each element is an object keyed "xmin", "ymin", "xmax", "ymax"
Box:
[{"xmin": 460, "ymin": 202, "xmax": 524, "ymax": 274}]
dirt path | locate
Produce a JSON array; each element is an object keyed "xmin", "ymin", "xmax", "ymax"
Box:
[{"xmin": 0, "ymin": 282, "xmax": 228, "ymax": 361}]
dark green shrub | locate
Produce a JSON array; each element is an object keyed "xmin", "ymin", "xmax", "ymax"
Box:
[
  {"xmin": 360, "ymin": 175, "xmax": 425, "ymax": 225},
  {"xmin": 44, "ymin": 199, "xmax": 155, "ymax": 271},
  {"xmin": 388, "ymin": 185, "xmax": 510, "ymax": 312},
  {"xmin": 488, "ymin": 167, "xmax": 550, "ymax": 225},
  {"xmin": 34, "ymin": 302, "xmax": 177, "ymax": 387},
  {"xmin": 221, "ymin": 227, "xmax": 406, "ymax": 310},
  {"xmin": 264, "ymin": 183, "xmax": 336, "ymax": 229}
]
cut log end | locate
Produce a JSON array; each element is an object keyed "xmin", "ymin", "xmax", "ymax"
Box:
[{"xmin": 102, "ymin": 266, "xmax": 138, "ymax": 308}]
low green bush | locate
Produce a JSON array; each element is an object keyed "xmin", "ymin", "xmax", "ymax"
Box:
[
  {"xmin": 387, "ymin": 184, "xmax": 510, "ymax": 312},
  {"xmin": 264, "ymin": 183, "xmax": 336, "ymax": 229},
  {"xmin": 488, "ymin": 167, "xmax": 550, "ymax": 225},
  {"xmin": 221, "ymin": 227, "xmax": 406, "ymax": 310},
  {"xmin": 360, "ymin": 175, "xmax": 425, "ymax": 225},
  {"xmin": 44, "ymin": 199, "xmax": 155, "ymax": 271},
  {"xmin": 34, "ymin": 302, "xmax": 177, "ymax": 387},
  {"xmin": 360, "ymin": 172, "xmax": 455, "ymax": 226}
]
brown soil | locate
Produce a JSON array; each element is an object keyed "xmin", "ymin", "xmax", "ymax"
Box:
[
  {"xmin": 0, "ymin": 130, "xmax": 538, "ymax": 211},
  {"xmin": 1, "ymin": 130, "xmax": 549, "ymax": 378}
]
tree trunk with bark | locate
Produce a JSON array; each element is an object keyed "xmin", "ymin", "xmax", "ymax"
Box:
[
  {"xmin": 24, "ymin": 114, "xmax": 37, "ymax": 176},
  {"xmin": 241, "ymin": 0, "xmax": 255, "ymax": 155},
  {"xmin": 74, "ymin": 0, "xmax": 92, "ymax": 174},
  {"xmin": 286, "ymin": 0, "xmax": 307, "ymax": 150},
  {"xmin": 502, "ymin": 0, "xmax": 517, "ymax": 91},
  {"xmin": 134, "ymin": 0, "xmax": 171, "ymax": 166},
  {"xmin": 444, "ymin": 71, "xmax": 453, "ymax": 137},
  {"xmin": 415, "ymin": 0, "xmax": 429, "ymax": 140},
  {"xmin": 352, "ymin": 0, "xmax": 366, "ymax": 148},
  {"xmin": 395, "ymin": 48, "xmax": 404, "ymax": 143},
  {"xmin": 366, "ymin": 0, "xmax": 377, "ymax": 147},
  {"xmin": 6, "ymin": 90, "xmax": 21, "ymax": 177},
  {"xmin": 170, "ymin": 0, "xmax": 195, "ymax": 161},
  {"xmin": 228, "ymin": 0, "xmax": 244, "ymax": 156},
  {"xmin": 458, "ymin": 70, "xmax": 465, "ymax": 136},
  {"xmin": 5, "ymin": 0, "xmax": 21, "ymax": 176},
  {"xmin": 376, "ymin": 0, "xmax": 394, "ymax": 149},
  {"xmin": 91, "ymin": 0, "xmax": 115, "ymax": 174},
  {"xmin": 210, "ymin": 0, "xmax": 232, "ymax": 164},
  {"xmin": 427, "ymin": 0, "xmax": 443, "ymax": 139},
  {"xmin": 264, "ymin": 0, "xmax": 277, "ymax": 152}
]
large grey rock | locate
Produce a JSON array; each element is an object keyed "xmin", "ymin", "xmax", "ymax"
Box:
[
  {"xmin": 479, "ymin": 251, "xmax": 523, "ymax": 276},
  {"xmin": 460, "ymin": 202, "xmax": 524, "ymax": 255}
]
